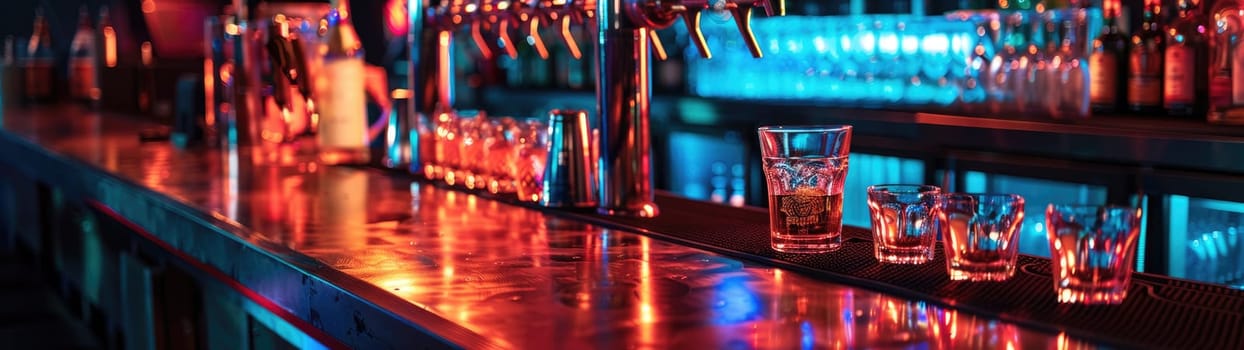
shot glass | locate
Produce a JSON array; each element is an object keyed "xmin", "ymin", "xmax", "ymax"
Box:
[
  {"xmin": 1045, "ymin": 204, "xmax": 1144, "ymax": 304},
  {"xmin": 759, "ymin": 125, "xmax": 852, "ymax": 253},
  {"xmin": 941, "ymin": 193, "xmax": 1025, "ymax": 281},
  {"xmin": 866, "ymin": 184, "xmax": 943, "ymax": 264}
]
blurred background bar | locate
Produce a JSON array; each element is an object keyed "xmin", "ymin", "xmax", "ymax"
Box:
[
  {"xmin": 3, "ymin": 1, "xmax": 1244, "ymax": 347},
  {"xmin": 0, "ymin": 0, "xmax": 1218, "ymax": 288}
]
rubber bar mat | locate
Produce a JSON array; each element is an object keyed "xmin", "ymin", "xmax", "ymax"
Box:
[
  {"xmin": 565, "ymin": 194, "xmax": 1244, "ymax": 349},
  {"xmin": 387, "ymin": 171, "xmax": 1244, "ymax": 349}
]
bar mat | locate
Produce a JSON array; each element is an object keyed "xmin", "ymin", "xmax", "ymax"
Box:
[
  {"xmin": 560, "ymin": 194, "xmax": 1244, "ymax": 349},
  {"xmin": 388, "ymin": 170, "xmax": 1243, "ymax": 349}
]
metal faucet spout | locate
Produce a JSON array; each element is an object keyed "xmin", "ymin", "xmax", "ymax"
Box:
[{"xmin": 594, "ymin": 0, "xmax": 782, "ymax": 217}]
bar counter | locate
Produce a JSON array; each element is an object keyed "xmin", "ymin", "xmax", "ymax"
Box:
[{"xmin": 0, "ymin": 106, "xmax": 1237, "ymax": 349}]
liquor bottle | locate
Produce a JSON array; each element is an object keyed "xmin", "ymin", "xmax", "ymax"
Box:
[
  {"xmin": 97, "ymin": 7, "xmax": 116, "ymax": 69},
  {"xmin": 1091, "ymin": 0, "xmax": 1129, "ymax": 113},
  {"xmin": 23, "ymin": 8, "xmax": 55, "ymax": 105},
  {"xmin": 1129, "ymin": 0, "xmax": 1165, "ymax": 114},
  {"xmin": 317, "ymin": 0, "xmax": 371, "ymax": 165},
  {"xmin": 70, "ymin": 6, "xmax": 100, "ymax": 106},
  {"xmin": 1209, "ymin": 0, "xmax": 1244, "ymax": 123},
  {"xmin": 1166, "ymin": 0, "xmax": 1210, "ymax": 117}
]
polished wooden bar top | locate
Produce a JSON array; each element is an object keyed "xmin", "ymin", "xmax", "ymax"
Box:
[{"xmin": 0, "ymin": 106, "xmax": 1099, "ymax": 348}]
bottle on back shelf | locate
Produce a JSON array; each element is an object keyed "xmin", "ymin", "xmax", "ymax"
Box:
[
  {"xmin": 70, "ymin": 6, "xmax": 100, "ymax": 107},
  {"xmin": 1166, "ymin": 0, "xmax": 1210, "ymax": 117},
  {"xmin": 23, "ymin": 8, "xmax": 55, "ymax": 105},
  {"xmin": 1209, "ymin": 0, "xmax": 1244, "ymax": 123},
  {"xmin": 1091, "ymin": 0, "xmax": 1128, "ymax": 114},
  {"xmin": 97, "ymin": 7, "xmax": 116, "ymax": 69},
  {"xmin": 1057, "ymin": 13, "xmax": 1089, "ymax": 118},
  {"xmin": 1129, "ymin": 0, "xmax": 1165, "ymax": 114},
  {"xmin": 317, "ymin": 0, "xmax": 371, "ymax": 165}
]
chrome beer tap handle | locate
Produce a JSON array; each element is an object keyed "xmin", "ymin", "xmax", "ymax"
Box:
[
  {"xmin": 506, "ymin": 0, "xmax": 551, "ymax": 59},
  {"xmin": 680, "ymin": 6, "xmax": 711, "ymax": 59},
  {"xmin": 469, "ymin": 0, "xmax": 499, "ymax": 59},
  {"xmin": 481, "ymin": 0, "xmax": 533, "ymax": 59},
  {"xmin": 726, "ymin": 0, "xmax": 781, "ymax": 58},
  {"xmin": 541, "ymin": 0, "xmax": 591, "ymax": 60},
  {"xmin": 470, "ymin": 20, "xmax": 495, "ymax": 59}
]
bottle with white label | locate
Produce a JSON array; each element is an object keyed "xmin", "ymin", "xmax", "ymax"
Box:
[
  {"xmin": 317, "ymin": 0, "xmax": 370, "ymax": 164},
  {"xmin": 1090, "ymin": 0, "xmax": 1128, "ymax": 114},
  {"xmin": 1210, "ymin": 0, "xmax": 1244, "ymax": 123},
  {"xmin": 1165, "ymin": 0, "xmax": 1209, "ymax": 117}
]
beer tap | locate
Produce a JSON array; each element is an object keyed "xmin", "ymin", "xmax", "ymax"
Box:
[
  {"xmin": 512, "ymin": 0, "xmax": 551, "ymax": 59},
  {"xmin": 410, "ymin": 0, "xmax": 456, "ymax": 117},
  {"xmin": 595, "ymin": 0, "xmax": 783, "ymax": 217},
  {"xmin": 469, "ymin": 1, "xmax": 498, "ymax": 59},
  {"xmin": 542, "ymin": 0, "xmax": 595, "ymax": 60}
]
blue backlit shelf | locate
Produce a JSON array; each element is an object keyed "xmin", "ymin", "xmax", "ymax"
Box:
[{"xmin": 686, "ymin": 10, "xmax": 1103, "ymax": 118}]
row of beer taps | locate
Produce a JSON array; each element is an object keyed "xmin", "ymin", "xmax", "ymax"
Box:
[
  {"xmin": 420, "ymin": 0, "xmax": 779, "ymax": 63},
  {"xmin": 407, "ymin": 0, "xmax": 784, "ymax": 217}
]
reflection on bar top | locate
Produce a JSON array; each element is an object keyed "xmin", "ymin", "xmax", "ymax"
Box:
[{"xmin": 0, "ymin": 107, "xmax": 1100, "ymax": 349}]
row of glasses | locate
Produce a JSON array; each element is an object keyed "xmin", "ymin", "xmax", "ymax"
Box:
[
  {"xmin": 686, "ymin": 9, "xmax": 1098, "ymax": 118},
  {"xmin": 866, "ymin": 185, "xmax": 1025, "ymax": 279},
  {"xmin": 870, "ymin": 185, "xmax": 1139, "ymax": 302},
  {"xmin": 421, "ymin": 110, "xmax": 549, "ymax": 202},
  {"xmin": 690, "ymin": 15, "xmax": 976, "ymax": 106},
  {"xmin": 865, "ymin": 185, "xmax": 1144, "ymax": 302},
  {"xmin": 865, "ymin": 184, "xmax": 1143, "ymax": 304},
  {"xmin": 760, "ymin": 125, "xmax": 1143, "ymax": 305}
]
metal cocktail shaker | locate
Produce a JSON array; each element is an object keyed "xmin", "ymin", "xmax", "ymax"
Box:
[{"xmin": 541, "ymin": 109, "xmax": 597, "ymax": 208}]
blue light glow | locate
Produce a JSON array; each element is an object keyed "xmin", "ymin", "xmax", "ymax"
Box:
[
  {"xmin": 901, "ymin": 35, "xmax": 920, "ymax": 56},
  {"xmin": 688, "ymin": 15, "xmax": 977, "ymax": 106},
  {"xmin": 878, "ymin": 33, "xmax": 899, "ymax": 55},
  {"xmin": 858, "ymin": 32, "xmax": 877, "ymax": 54},
  {"xmin": 785, "ymin": 39, "xmax": 802, "ymax": 54},
  {"xmin": 711, "ymin": 277, "xmax": 761, "ymax": 325},
  {"xmin": 801, "ymin": 321, "xmax": 815, "ymax": 350},
  {"xmin": 921, "ymin": 34, "xmax": 949, "ymax": 55},
  {"xmin": 813, "ymin": 36, "xmax": 829, "ymax": 53}
]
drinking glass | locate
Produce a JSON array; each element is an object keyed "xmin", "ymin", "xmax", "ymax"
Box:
[
  {"xmin": 866, "ymin": 184, "xmax": 942, "ymax": 264},
  {"xmin": 942, "ymin": 193, "xmax": 1025, "ymax": 281},
  {"xmin": 433, "ymin": 112, "xmax": 461, "ymax": 183},
  {"xmin": 461, "ymin": 117, "xmax": 490, "ymax": 189},
  {"xmin": 759, "ymin": 125, "xmax": 852, "ymax": 253},
  {"xmin": 1045, "ymin": 204, "xmax": 1144, "ymax": 304},
  {"xmin": 451, "ymin": 117, "xmax": 478, "ymax": 187},
  {"xmin": 485, "ymin": 117, "xmax": 517, "ymax": 194},
  {"xmin": 513, "ymin": 119, "xmax": 549, "ymax": 203}
]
